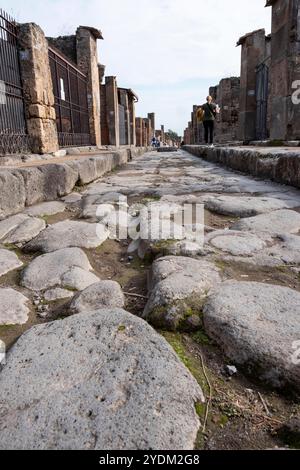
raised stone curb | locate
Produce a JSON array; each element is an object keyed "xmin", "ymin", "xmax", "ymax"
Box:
[
  {"xmin": 183, "ymin": 145, "xmax": 300, "ymax": 189},
  {"xmin": 0, "ymin": 147, "xmax": 149, "ymax": 220}
]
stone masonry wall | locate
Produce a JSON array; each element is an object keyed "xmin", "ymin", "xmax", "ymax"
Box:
[
  {"xmin": 18, "ymin": 23, "xmax": 59, "ymax": 154},
  {"xmin": 214, "ymin": 77, "xmax": 240, "ymax": 143},
  {"xmin": 237, "ymin": 29, "xmax": 267, "ymax": 142},
  {"xmin": 76, "ymin": 27, "xmax": 102, "ymax": 147},
  {"xmin": 267, "ymin": 0, "xmax": 300, "ymax": 140}
]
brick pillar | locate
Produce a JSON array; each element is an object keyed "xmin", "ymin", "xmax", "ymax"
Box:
[
  {"xmin": 148, "ymin": 113, "xmax": 155, "ymax": 139},
  {"xmin": 105, "ymin": 77, "xmax": 119, "ymax": 147},
  {"xmin": 135, "ymin": 118, "xmax": 143, "ymax": 146},
  {"xmin": 142, "ymin": 119, "xmax": 148, "ymax": 146},
  {"xmin": 76, "ymin": 26, "xmax": 102, "ymax": 147},
  {"xmin": 129, "ymin": 96, "xmax": 136, "ymax": 146},
  {"xmin": 18, "ymin": 23, "xmax": 58, "ymax": 154},
  {"xmin": 237, "ymin": 29, "xmax": 267, "ymax": 142},
  {"xmin": 266, "ymin": 0, "xmax": 300, "ymax": 140},
  {"xmin": 161, "ymin": 125, "xmax": 165, "ymax": 143},
  {"xmin": 119, "ymin": 89, "xmax": 130, "ymax": 145}
]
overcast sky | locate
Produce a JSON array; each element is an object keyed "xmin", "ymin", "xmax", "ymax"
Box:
[{"xmin": 4, "ymin": 0, "xmax": 271, "ymax": 135}]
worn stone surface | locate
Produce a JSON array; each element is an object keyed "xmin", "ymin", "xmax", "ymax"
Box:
[
  {"xmin": 0, "ymin": 214, "xmax": 29, "ymax": 240},
  {"xmin": 69, "ymin": 281, "xmax": 125, "ymax": 313},
  {"xmin": 62, "ymin": 193, "xmax": 82, "ymax": 204},
  {"xmin": 44, "ymin": 288, "xmax": 74, "ymax": 302},
  {"xmin": 0, "ymin": 171, "xmax": 26, "ymax": 220},
  {"xmin": 24, "ymin": 201, "xmax": 66, "ymax": 217},
  {"xmin": 205, "ymin": 195, "xmax": 298, "ymax": 218},
  {"xmin": 232, "ymin": 210, "xmax": 300, "ymax": 235},
  {"xmin": 143, "ymin": 256, "xmax": 221, "ymax": 331},
  {"xmin": 60, "ymin": 267, "xmax": 100, "ymax": 291},
  {"xmin": 0, "ymin": 288, "xmax": 30, "ymax": 325},
  {"xmin": 0, "ymin": 309, "xmax": 203, "ymax": 450},
  {"xmin": 203, "ymin": 282, "xmax": 300, "ymax": 391},
  {"xmin": 208, "ymin": 230, "xmax": 266, "ymax": 256},
  {"xmin": 0, "ymin": 249, "xmax": 23, "ymax": 277},
  {"xmin": 21, "ymin": 248, "xmax": 98, "ymax": 291},
  {"xmin": 24, "ymin": 220, "xmax": 108, "ymax": 253},
  {"xmin": 3, "ymin": 217, "xmax": 46, "ymax": 245}
]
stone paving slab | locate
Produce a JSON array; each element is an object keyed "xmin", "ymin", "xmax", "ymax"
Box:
[
  {"xmin": 0, "ymin": 249, "xmax": 23, "ymax": 277},
  {"xmin": 0, "ymin": 288, "xmax": 30, "ymax": 325},
  {"xmin": 0, "ymin": 309, "xmax": 203, "ymax": 450}
]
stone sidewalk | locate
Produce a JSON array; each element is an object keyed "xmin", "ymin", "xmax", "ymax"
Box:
[
  {"xmin": 184, "ymin": 145, "xmax": 300, "ymax": 189},
  {"xmin": 0, "ymin": 147, "xmax": 148, "ymax": 219}
]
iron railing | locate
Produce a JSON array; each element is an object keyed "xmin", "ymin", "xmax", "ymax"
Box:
[
  {"xmin": 48, "ymin": 46, "xmax": 91, "ymax": 148},
  {"xmin": 0, "ymin": 8, "xmax": 30, "ymax": 155}
]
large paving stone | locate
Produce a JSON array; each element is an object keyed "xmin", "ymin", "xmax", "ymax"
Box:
[
  {"xmin": 205, "ymin": 196, "xmax": 298, "ymax": 218},
  {"xmin": 232, "ymin": 209, "xmax": 300, "ymax": 235},
  {"xmin": 0, "ymin": 249, "xmax": 23, "ymax": 277},
  {"xmin": 3, "ymin": 217, "xmax": 46, "ymax": 245},
  {"xmin": 60, "ymin": 267, "xmax": 100, "ymax": 291},
  {"xmin": 143, "ymin": 256, "xmax": 221, "ymax": 331},
  {"xmin": 24, "ymin": 201, "xmax": 66, "ymax": 217},
  {"xmin": 24, "ymin": 220, "xmax": 109, "ymax": 253},
  {"xmin": 0, "ymin": 214, "xmax": 46, "ymax": 245},
  {"xmin": 0, "ymin": 214, "xmax": 29, "ymax": 239},
  {"xmin": 0, "ymin": 288, "xmax": 30, "ymax": 325},
  {"xmin": 0, "ymin": 309, "xmax": 204, "ymax": 450},
  {"xmin": 208, "ymin": 230, "xmax": 266, "ymax": 256},
  {"xmin": 69, "ymin": 281, "xmax": 125, "ymax": 314},
  {"xmin": 203, "ymin": 282, "xmax": 300, "ymax": 392},
  {"xmin": 270, "ymin": 234, "xmax": 300, "ymax": 265},
  {"xmin": 21, "ymin": 248, "xmax": 99, "ymax": 292}
]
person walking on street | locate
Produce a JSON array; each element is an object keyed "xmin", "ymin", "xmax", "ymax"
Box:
[{"xmin": 201, "ymin": 96, "xmax": 218, "ymax": 146}]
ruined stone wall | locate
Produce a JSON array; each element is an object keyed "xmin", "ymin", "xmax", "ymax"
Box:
[
  {"xmin": 47, "ymin": 35, "xmax": 77, "ymax": 63},
  {"xmin": 267, "ymin": 0, "xmax": 300, "ymax": 140},
  {"xmin": 214, "ymin": 77, "xmax": 240, "ymax": 143},
  {"xmin": 18, "ymin": 23, "xmax": 58, "ymax": 154},
  {"xmin": 237, "ymin": 29, "xmax": 267, "ymax": 142}
]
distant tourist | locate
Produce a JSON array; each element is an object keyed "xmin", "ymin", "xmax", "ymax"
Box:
[
  {"xmin": 200, "ymin": 96, "xmax": 219, "ymax": 146},
  {"xmin": 151, "ymin": 137, "xmax": 156, "ymax": 147}
]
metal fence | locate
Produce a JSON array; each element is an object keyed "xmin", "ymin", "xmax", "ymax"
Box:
[
  {"xmin": 0, "ymin": 8, "xmax": 30, "ymax": 155},
  {"xmin": 48, "ymin": 46, "xmax": 91, "ymax": 148}
]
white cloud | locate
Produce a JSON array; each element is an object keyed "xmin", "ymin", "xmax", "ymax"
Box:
[{"xmin": 4, "ymin": 0, "xmax": 271, "ymax": 133}]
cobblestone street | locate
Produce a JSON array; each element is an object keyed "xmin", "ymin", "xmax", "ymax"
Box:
[{"xmin": 1, "ymin": 148, "xmax": 300, "ymax": 449}]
